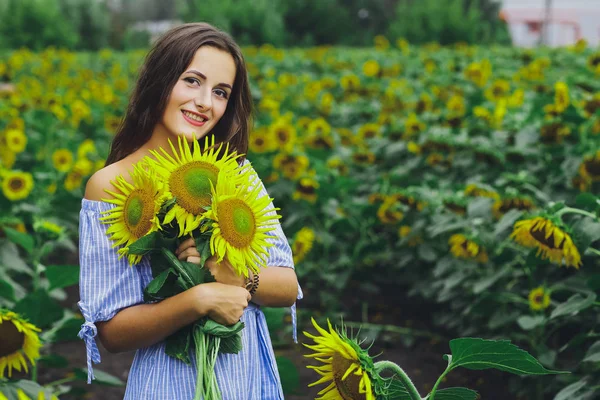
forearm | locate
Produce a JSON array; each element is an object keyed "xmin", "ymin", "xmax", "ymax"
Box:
[
  {"xmin": 96, "ymin": 287, "xmax": 201, "ymax": 353},
  {"xmin": 251, "ymin": 266, "xmax": 298, "ymax": 308}
]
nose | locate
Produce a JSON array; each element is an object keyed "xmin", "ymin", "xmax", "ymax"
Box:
[{"xmin": 193, "ymin": 88, "xmax": 212, "ymax": 112}]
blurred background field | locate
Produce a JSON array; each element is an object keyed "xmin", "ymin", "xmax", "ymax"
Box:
[{"xmin": 1, "ymin": 0, "xmax": 600, "ymax": 399}]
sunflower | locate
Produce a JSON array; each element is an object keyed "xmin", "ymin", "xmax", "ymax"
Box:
[
  {"xmin": 554, "ymin": 81, "xmax": 570, "ymax": 112},
  {"xmin": 33, "ymin": 219, "xmax": 64, "ymax": 240},
  {"xmin": 357, "ymin": 123, "xmax": 380, "ymax": 140},
  {"xmin": 352, "ymin": 148, "xmax": 376, "ymax": 165},
  {"xmin": 77, "ymin": 138, "xmax": 97, "ymax": 160},
  {"xmin": 540, "ymin": 122, "xmax": 571, "ymax": 144},
  {"xmin": 249, "ymin": 127, "xmax": 275, "ymax": 154},
  {"xmin": 273, "ymin": 153, "xmax": 310, "ymax": 181},
  {"xmin": 326, "ymin": 157, "xmax": 349, "ymax": 176},
  {"xmin": 577, "ymin": 150, "xmax": 600, "ymax": 183},
  {"xmin": 5, "ymin": 129, "xmax": 27, "ymax": 153},
  {"xmin": 492, "ymin": 196, "xmax": 536, "ymax": 219},
  {"xmin": 145, "ymin": 134, "xmax": 243, "ymax": 238},
  {"xmin": 485, "ymin": 79, "xmax": 511, "ymax": 102},
  {"xmin": 304, "ymin": 318, "xmax": 375, "ymax": 400},
  {"xmin": 362, "ymin": 60, "xmax": 380, "ymax": 78},
  {"xmin": 202, "ymin": 171, "xmax": 280, "ymax": 277},
  {"xmin": 403, "ymin": 113, "xmax": 425, "ymax": 138},
  {"xmin": 510, "ymin": 215, "xmax": 582, "ymax": 269},
  {"xmin": 377, "ymin": 198, "xmax": 404, "ymax": 224},
  {"xmin": 292, "ymin": 227, "xmax": 315, "ymax": 264},
  {"xmin": 529, "ymin": 287, "xmax": 551, "ymax": 311},
  {"xmin": 51, "ymin": 148, "xmax": 74, "ymax": 172},
  {"xmin": 464, "ymin": 183, "xmax": 499, "ymax": 200},
  {"xmin": 270, "ymin": 120, "xmax": 297, "ymax": 152},
  {"xmin": 340, "ymin": 74, "xmax": 360, "ymax": 92},
  {"xmin": 448, "ymin": 234, "xmax": 489, "ymax": 263},
  {"xmin": 99, "ymin": 163, "xmax": 166, "ymax": 266},
  {"xmin": 293, "ymin": 176, "xmax": 320, "ymax": 203},
  {"xmin": 0, "ymin": 310, "xmax": 42, "ymax": 378},
  {"xmin": 2, "ymin": 170, "xmax": 34, "ymax": 201}
]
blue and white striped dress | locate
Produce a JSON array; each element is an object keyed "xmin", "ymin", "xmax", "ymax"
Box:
[{"xmin": 77, "ymin": 162, "xmax": 302, "ymax": 400}]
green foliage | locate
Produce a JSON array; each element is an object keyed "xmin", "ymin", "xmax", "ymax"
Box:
[
  {"xmin": 389, "ymin": 0, "xmax": 510, "ymax": 45},
  {"xmin": 176, "ymin": 0, "xmax": 288, "ymax": 46},
  {"xmin": 0, "ymin": 0, "xmax": 78, "ymax": 50},
  {"xmin": 0, "ymin": 0, "xmax": 111, "ymax": 50}
]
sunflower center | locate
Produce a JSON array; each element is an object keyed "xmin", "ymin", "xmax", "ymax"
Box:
[
  {"xmin": 216, "ymin": 198, "xmax": 256, "ymax": 248},
  {"xmin": 0, "ymin": 320, "xmax": 25, "ymax": 358},
  {"xmin": 171, "ymin": 161, "xmax": 219, "ymax": 213},
  {"xmin": 530, "ymin": 225, "xmax": 565, "ymax": 249},
  {"xmin": 124, "ymin": 190, "xmax": 156, "ymax": 239},
  {"xmin": 584, "ymin": 159, "xmax": 600, "ymax": 176},
  {"xmin": 277, "ymin": 130, "xmax": 289, "ymax": 142},
  {"xmin": 533, "ymin": 293, "xmax": 544, "ymax": 304},
  {"xmin": 9, "ymin": 178, "xmax": 24, "ymax": 191},
  {"xmin": 298, "ymin": 182, "xmax": 316, "ymax": 195},
  {"xmin": 332, "ymin": 352, "xmax": 366, "ymax": 400}
]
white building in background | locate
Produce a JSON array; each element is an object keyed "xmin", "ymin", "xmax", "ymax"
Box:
[{"xmin": 499, "ymin": 0, "xmax": 600, "ymax": 47}]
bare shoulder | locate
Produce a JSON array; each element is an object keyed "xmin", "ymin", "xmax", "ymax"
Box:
[{"xmin": 84, "ymin": 162, "xmax": 131, "ymax": 202}]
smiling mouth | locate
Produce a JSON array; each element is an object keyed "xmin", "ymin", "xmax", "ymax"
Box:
[{"xmin": 182, "ymin": 110, "xmax": 207, "ymax": 122}]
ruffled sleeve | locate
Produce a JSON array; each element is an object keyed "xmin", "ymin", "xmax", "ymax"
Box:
[
  {"xmin": 77, "ymin": 199, "xmax": 145, "ymax": 384},
  {"xmin": 243, "ymin": 159, "xmax": 304, "ymax": 343}
]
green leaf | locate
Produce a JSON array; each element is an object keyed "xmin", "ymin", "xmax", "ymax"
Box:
[
  {"xmin": 128, "ymin": 231, "xmax": 160, "ymax": 255},
  {"xmin": 13, "ymin": 289, "xmax": 64, "ymax": 329},
  {"xmin": 433, "ymin": 387, "xmax": 479, "ymax": 400},
  {"xmin": 467, "ymin": 197, "xmax": 493, "ymax": 219},
  {"xmin": 517, "ymin": 315, "xmax": 546, "ymax": 331},
  {"xmin": 51, "ymin": 317, "xmax": 84, "ymax": 342},
  {"xmin": 493, "ymin": 209, "xmax": 524, "ymax": 236},
  {"xmin": 74, "ymin": 367, "xmax": 125, "ymax": 386},
  {"xmin": 571, "ymin": 217, "xmax": 600, "ymax": 250},
  {"xmin": 0, "ymin": 379, "xmax": 56, "ymax": 400},
  {"xmin": 583, "ymin": 341, "xmax": 600, "ymax": 363},
  {"xmin": 550, "ymin": 292, "xmax": 597, "ymax": 319},
  {"xmin": 553, "ymin": 379, "xmax": 594, "ymax": 400},
  {"xmin": 0, "ymin": 278, "xmax": 16, "ymax": 301},
  {"xmin": 165, "ymin": 325, "xmax": 193, "ymax": 365},
  {"xmin": 276, "ymin": 356, "xmax": 300, "ymax": 395},
  {"xmin": 46, "ymin": 264, "xmax": 80, "ymax": 290},
  {"xmin": 382, "ymin": 376, "xmax": 410, "ymax": 400},
  {"xmin": 445, "ymin": 338, "xmax": 567, "ymax": 375},
  {"xmin": 38, "ymin": 354, "xmax": 70, "ymax": 368},
  {"xmin": 201, "ymin": 319, "xmax": 245, "ymax": 338},
  {"xmin": 3, "ymin": 226, "xmax": 34, "ymax": 254},
  {"xmin": 143, "ymin": 268, "xmax": 180, "ymax": 302},
  {"xmin": 263, "ymin": 307, "xmax": 287, "ymax": 336},
  {"xmin": 219, "ymin": 329, "xmax": 244, "ymax": 354},
  {"xmin": 575, "ymin": 193, "xmax": 599, "ymax": 211}
]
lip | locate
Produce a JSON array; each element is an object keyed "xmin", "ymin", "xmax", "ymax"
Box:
[{"xmin": 181, "ymin": 110, "xmax": 208, "ymax": 126}]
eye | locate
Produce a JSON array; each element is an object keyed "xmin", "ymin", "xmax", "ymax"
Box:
[
  {"xmin": 184, "ymin": 77, "xmax": 200, "ymax": 85},
  {"xmin": 214, "ymin": 88, "xmax": 229, "ymax": 99}
]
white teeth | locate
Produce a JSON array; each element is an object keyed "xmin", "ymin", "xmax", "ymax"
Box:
[{"xmin": 183, "ymin": 111, "xmax": 206, "ymax": 122}]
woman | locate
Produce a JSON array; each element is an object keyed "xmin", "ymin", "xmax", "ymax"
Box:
[{"xmin": 78, "ymin": 22, "xmax": 301, "ymax": 399}]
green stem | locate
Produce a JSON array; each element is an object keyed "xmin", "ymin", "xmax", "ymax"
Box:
[
  {"xmin": 374, "ymin": 360, "xmax": 421, "ymax": 400},
  {"xmin": 193, "ymin": 327, "xmax": 205, "ymax": 400},
  {"xmin": 586, "ymin": 247, "xmax": 600, "ymax": 257},
  {"xmin": 31, "ymin": 363, "xmax": 38, "ymax": 383},
  {"xmin": 428, "ymin": 364, "xmax": 452, "ymax": 400},
  {"xmin": 46, "ymin": 376, "xmax": 77, "ymax": 387},
  {"xmin": 556, "ymin": 207, "xmax": 598, "ymax": 220}
]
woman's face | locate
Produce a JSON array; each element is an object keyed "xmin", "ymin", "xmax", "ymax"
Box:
[{"xmin": 158, "ymin": 46, "xmax": 236, "ymax": 143}]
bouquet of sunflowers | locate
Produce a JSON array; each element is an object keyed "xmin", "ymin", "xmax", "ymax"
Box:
[{"xmin": 98, "ymin": 134, "xmax": 280, "ymax": 400}]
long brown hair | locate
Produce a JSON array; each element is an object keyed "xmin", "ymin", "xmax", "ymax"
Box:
[{"xmin": 105, "ymin": 23, "xmax": 252, "ymax": 166}]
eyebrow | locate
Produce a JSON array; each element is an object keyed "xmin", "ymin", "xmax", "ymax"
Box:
[{"xmin": 186, "ymin": 70, "xmax": 232, "ymax": 90}]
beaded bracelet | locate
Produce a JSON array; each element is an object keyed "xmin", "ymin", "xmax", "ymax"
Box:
[{"xmin": 249, "ymin": 272, "xmax": 259, "ymax": 295}]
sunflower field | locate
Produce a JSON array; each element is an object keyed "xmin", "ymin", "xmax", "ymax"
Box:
[{"xmin": 1, "ymin": 37, "xmax": 600, "ymax": 399}]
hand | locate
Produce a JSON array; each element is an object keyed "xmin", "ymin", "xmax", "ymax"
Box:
[
  {"xmin": 175, "ymin": 237, "xmax": 245, "ymax": 288},
  {"xmin": 193, "ymin": 282, "xmax": 251, "ymax": 326}
]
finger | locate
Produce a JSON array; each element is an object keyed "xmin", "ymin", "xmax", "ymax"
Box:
[
  {"xmin": 246, "ymin": 291, "xmax": 252, "ymax": 302},
  {"xmin": 186, "ymin": 256, "xmax": 201, "ymax": 265},
  {"xmin": 178, "ymin": 248, "xmax": 200, "ymax": 261}
]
